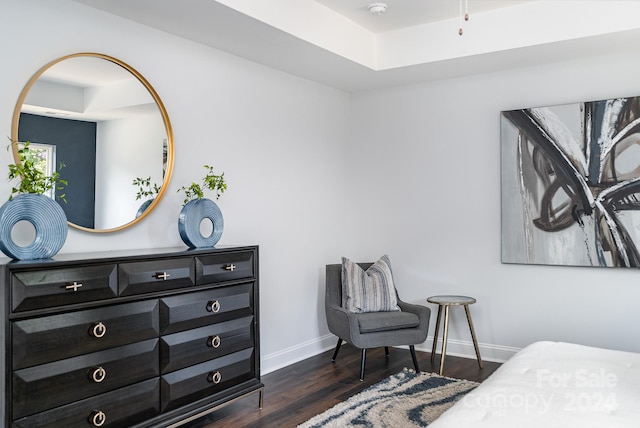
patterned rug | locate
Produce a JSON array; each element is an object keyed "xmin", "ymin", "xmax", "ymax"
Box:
[{"xmin": 297, "ymin": 368, "xmax": 478, "ymax": 427}]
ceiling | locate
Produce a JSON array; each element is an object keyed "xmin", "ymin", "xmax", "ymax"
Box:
[
  {"xmin": 23, "ymin": 56, "xmax": 158, "ymax": 121},
  {"xmin": 70, "ymin": 0, "xmax": 640, "ymax": 92},
  {"xmin": 315, "ymin": 0, "xmax": 527, "ymax": 33}
]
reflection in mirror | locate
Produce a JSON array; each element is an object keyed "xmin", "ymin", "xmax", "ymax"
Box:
[{"xmin": 11, "ymin": 53, "xmax": 173, "ymax": 233}]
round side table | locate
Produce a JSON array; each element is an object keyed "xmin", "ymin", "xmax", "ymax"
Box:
[{"xmin": 427, "ymin": 295, "xmax": 483, "ymax": 375}]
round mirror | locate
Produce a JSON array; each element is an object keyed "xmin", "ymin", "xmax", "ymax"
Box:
[{"xmin": 11, "ymin": 53, "xmax": 174, "ymax": 233}]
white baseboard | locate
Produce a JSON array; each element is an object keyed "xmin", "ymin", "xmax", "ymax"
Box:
[
  {"xmin": 261, "ymin": 334, "xmax": 337, "ymax": 374},
  {"xmin": 261, "ymin": 334, "xmax": 521, "ymax": 375},
  {"xmin": 414, "ymin": 336, "xmax": 521, "ymax": 364}
]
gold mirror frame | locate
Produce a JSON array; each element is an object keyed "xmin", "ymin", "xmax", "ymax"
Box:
[{"xmin": 11, "ymin": 52, "xmax": 174, "ymax": 233}]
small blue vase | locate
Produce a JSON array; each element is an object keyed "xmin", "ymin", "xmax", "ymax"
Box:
[
  {"xmin": 178, "ymin": 198, "xmax": 224, "ymax": 248},
  {"xmin": 136, "ymin": 199, "xmax": 154, "ymax": 218},
  {"xmin": 0, "ymin": 193, "xmax": 68, "ymax": 260}
]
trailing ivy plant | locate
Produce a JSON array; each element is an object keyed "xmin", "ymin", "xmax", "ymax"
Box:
[
  {"xmin": 7, "ymin": 141, "xmax": 67, "ymax": 202},
  {"xmin": 178, "ymin": 165, "xmax": 227, "ymax": 205},
  {"xmin": 132, "ymin": 176, "xmax": 161, "ymax": 201}
]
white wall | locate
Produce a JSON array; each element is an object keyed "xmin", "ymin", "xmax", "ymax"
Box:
[
  {"xmin": 95, "ymin": 112, "xmax": 165, "ymax": 229},
  {"xmin": 2, "ymin": 0, "xmax": 640, "ymax": 376},
  {"xmin": 348, "ymin": 52, "xmax": 640, "ymax": 360}
]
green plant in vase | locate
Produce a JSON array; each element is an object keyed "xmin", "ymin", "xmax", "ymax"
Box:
[
  {"xmin": 132, "ymin": 176, "xmax": 160, "ymax": 218},
  {"xmin": 7, "ymin": 141, "xmax": 67, "ymax": 201},
  {"xmin": 177, "ymin": 165, "xmax": 227, "ymax": 205},
  {"xmin": 133, "ymin": 176, "xmax": 161, "ymax": 201},
  {"xmin": 177, "ymin": 165, "xmax": 228, "ymax": 248}
]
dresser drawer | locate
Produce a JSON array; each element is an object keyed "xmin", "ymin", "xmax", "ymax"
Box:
[
  {"xmin": 11, "ymin": 264, "xmax": 118, "ymax": 312},
  {"xmin": 159, "ymin": 283, "xmax": 254, "ymax": 335},
  {"xmin": 119, "ymin": 257, "xmax": 195, "ymax": 296},
  {"xmin": 160, "ymin": 316, "xmax": 254, "ymax": 373},
  {"xmin": 12, "ymin": 300, "xmax": 159, "ymax": 370},
  {"xmin": 13, "ymin": 339, "xmax": 159, "ymax": 419},
  {"xmin": 13, "ymin": 378, "xmax": 160, "ymax": 428},
  {"xmin": 160, "ymin": 347, "xmax": 255, "ymax": 412},
  {"xmin": 196, "ymin": 250, "xmax": 255, "ymax": 285}
]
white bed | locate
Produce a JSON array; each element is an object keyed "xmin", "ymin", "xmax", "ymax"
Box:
[{"xmin": 430, "ymin": 341, "xmax": 640, "ymax": 428}]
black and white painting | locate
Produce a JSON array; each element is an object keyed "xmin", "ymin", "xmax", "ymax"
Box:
[{"xmin": 501, "ymin": 96, "xmax": 640, "ymax": 267}]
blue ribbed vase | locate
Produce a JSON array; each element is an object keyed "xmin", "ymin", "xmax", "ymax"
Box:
[
  {"xmin": 136, "ymin": 199, "xmax": 154, "ymax": 218},
  {"xmin": 178, "ymin": 198, "xmax": 224, "ymax": 248},
  {"xmin": 0, "ymin": 194, "xmax": 68, "ymax": 260}
]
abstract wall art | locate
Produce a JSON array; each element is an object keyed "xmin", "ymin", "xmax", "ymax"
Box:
[{"xmin": 501, "ymin": 96, "xmax": 640, "ymax": 267}]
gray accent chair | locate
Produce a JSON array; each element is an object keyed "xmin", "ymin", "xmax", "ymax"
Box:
[{"xmin": 325, "ymin": 263, "xmax": 431, "ymax": 380}]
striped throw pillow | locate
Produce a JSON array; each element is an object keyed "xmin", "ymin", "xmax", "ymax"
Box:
[{"xmin": 341, "ymin": 255, "xmax": 400, "ymax": 313}]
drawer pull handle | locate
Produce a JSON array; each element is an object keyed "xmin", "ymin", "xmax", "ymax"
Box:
[
  {"xmin": 91, "ymin": 366, "xmax": 107, "ymax": 383},
  {"xmin": 92, "ymin": 322, "xmax": 107, "ymax": 338},
  {"xmin": 154, "ymin": 272, "xmax": 170, "ymax": 280},
  {"xmin": 206, "ymin": 300, "xmax": 221, "ymax": 313},
  {"xmin": 225, "ymin": 264, "xmax": 236, "ymax": 272},
  {"xmin": 207, "ymin": 335, "xmax": 222, "ymax": 348},
  {"xmin": 207, "ymin": 371, "xmax": 222, "ymax": 384},
  {"xmin": 89, "ymin": 410, "xmax": 107, "ymax": 427},
  {"xmin": 65, "ymin": 281, "xmax": 83, "ymax": 292}
]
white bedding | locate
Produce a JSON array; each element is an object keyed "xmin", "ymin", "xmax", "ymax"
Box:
[{"xmin": 430, "ymin": 341, "xmax": 640, "ymax": 428}]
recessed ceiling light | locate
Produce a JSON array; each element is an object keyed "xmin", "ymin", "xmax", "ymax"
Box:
[{"xmin": 368, "ymin": 3, "xmax": 387, "ymax": 16}]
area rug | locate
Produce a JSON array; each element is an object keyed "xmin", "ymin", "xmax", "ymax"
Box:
[{"xmin": 297, "ymin": 368, "xmax": 479, "ymax": 427}]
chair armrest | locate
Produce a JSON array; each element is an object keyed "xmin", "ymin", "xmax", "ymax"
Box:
[
  {"xmin": 398, "ymin": 300, "xmax": 429, "ymax": 315},
  {"xmin": 326, "ymin": 303, "xmax": 361, "ymax": 343},
  {"xmin": 398, "ymin": 300, "xmax": 431, "ymax": 331}
]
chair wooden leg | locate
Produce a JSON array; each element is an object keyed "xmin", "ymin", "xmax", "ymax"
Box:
[
  {"xmin": 331, "ymin": 339, "xmax": 343, "ymax": 362},
  {"xmin": 410, "ymin": 345, "xmax": 420, "ymax": 373},
  {"xmin": 359, "ymin": 348, "xmax": 367, "ymax": 381},
  {"xmin": 385, "ymin": 346, "xmax": 390, "ymax": 356}
]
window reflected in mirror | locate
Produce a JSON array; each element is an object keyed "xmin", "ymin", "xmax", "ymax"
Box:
[{"xmin": 17, "ymin": 142, "xmax": 57, "ymax": 200}]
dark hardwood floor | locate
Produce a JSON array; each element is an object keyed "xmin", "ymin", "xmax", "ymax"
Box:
[{"xmin": 182, "ymin": 343, "xmax": 502, "ymax": 428}]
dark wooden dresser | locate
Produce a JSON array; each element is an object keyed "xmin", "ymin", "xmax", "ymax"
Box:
[{"xmin": 0, "ymin": 245, "xmax": 262, "ymax": 427}]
